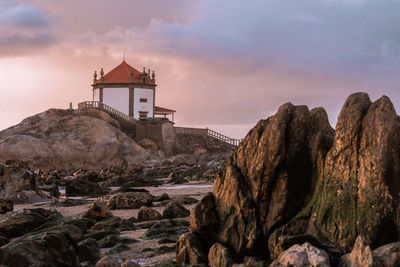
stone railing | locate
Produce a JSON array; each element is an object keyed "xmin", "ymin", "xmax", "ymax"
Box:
[{"xmin": 175, "ymin": 126, "xmax": 242, "ymax": 147}]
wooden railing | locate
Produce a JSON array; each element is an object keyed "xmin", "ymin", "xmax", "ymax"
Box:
[
  {"xmin": 175, "ymin": 127, "xmax": 242, "ymax": 147},
  {"xmin": 78, "ymin": 101, "xmax": 137, "ymax": 125}
]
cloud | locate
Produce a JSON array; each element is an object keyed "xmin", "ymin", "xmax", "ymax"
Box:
[
  {"xmin": 0, "ymin": 1, "xmax": 51, "ymax": 28},
  {"xmin": 0, "ymin": 1, "xmax": 55, "ymax": 57}
]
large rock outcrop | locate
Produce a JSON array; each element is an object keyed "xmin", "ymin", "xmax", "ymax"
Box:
[
  {"xmin": 0, "ymin": 108, "xmax": 148, "ymax": 170},
  {"xmin": 178, "ymin": 93, "xmax": 400, "ymax": 264},
  {"xmin": 0, "ymin": 161, "xmax": 50, "ymax": 203}
]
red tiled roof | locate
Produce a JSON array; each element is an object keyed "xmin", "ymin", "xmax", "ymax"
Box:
[
  {"xmin": 94, "ymin": 60, "xmax": 155, "ymax": 85},
  {"xmin": 155, "ymin": 106, "xmax": 176, "ymax": 113}
]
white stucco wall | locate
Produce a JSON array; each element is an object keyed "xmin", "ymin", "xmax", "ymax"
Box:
[
  {"xmin": 134, "ymin": 88, "xmax": 154, "ymax": 118},
  {"xmin": 103, "ymin": 87, "xmax": 129, "ymax": 115},
  {"xmin": 93, "ymin": 88, "xmax": 100, "ymax": 101}
]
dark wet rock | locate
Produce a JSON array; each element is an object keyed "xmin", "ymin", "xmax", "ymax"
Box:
[
  {"xmin": 151, "ymin": 245, "xmax": 176, "ymax": 257},
  {"xmin": 270, "ymin": 242, "xmax": 330, "ymax": 267},
  {"xmin": 98, "ymin": 234, "xmax": 122, "ymax": 248},
  {"xmin": 37, "ymin": 184, "xmax": 60, "ymax": 198},
  {"xmin": 50, "ymin": 198, "xmax": 90, "ymax": 207},
  {"xmin": 0, "ymin": 231, "xmax": 80, "ymax": 267},
  {"xmin": 159, "ymin": 237, "xmax": 177, "ymax": 244},
  {"xmin": 372, "ymin": 242, "xmax": 400, "ymax": 267},
  {"xmin": 0, "ymin": 161, "xmax": 50, "ymax": 203},
  {"xmin": 163, "ymin": 202, "xmax": 190, "ymax": 219},
  {"xmin": 0, "ymin": 209, "xmax": 49, "ymax": 238},
  {"xmin": 0, "ymin": 233, "xmax": 9, "ymax": 246},
  {"xmin": 82, "ymin": 201, "xmax": 114, "ymax": 221},
  {"xmin": 208, "ymin": 243, "xmax": 234, "ymax": 267},
  {"xmin": 91, "ymin": 216, "xmax": 122, "ymax": 231},
  {"xmin": 189, "ymin": 193, "xmax": 218, "ymax": 246},
  {"xmin": 168, "ymin": 172, "xmax": 189, "ymax": 184},
  {"xmin": 107, "ymin": 243, "xmax": 131, "ymax": 254},
  {"xmin": 85, "ymin": 229, "xmax": 119, "ymax": 241},
  {"xmin": 119, "ymin": 175, "xmax": 162, "ymax": 187},
  {"xmin": 78, "ymin": 238, "xmax": 100, "ymax": 263},
  {"xmin": 25, "ymin": 223, "xmax": 84, "ymax": 243},
  {"xmin": 117, "ymin": 217, "xmax": 140, "ymax": 231},
  {"xmin": 65, "ymin": 218, "xmax": 96, "ymax": 233},
  {"xmin": 65, "ymin": 176, "xmax": 110, "ymax": 197},
  {"xmin": 153, "ymin": 260, "xmax": 181, "ymax": 267},
  {"xmin": 97, "ymin": 192, "xmax": 154, "ymax": 209},
  {"xmin": 160, "ymin": 196, "xmax": 198, "ymax": 206},
  {"xmin": 155, "ymin": 192, "xmax": 170, "ymax": 202},
  {"xmin": 142, "ymin": 220, "xmax": 189, "ymax": 240},
  {"xmin": 0, "ymin": 198, "xmax": 13, "ymax": 214},
  {"xmin": 98, "ymin": 234, "xmax": 137, "ymax": 248},
  {"xmin": 138, "ymin": 206, "xmax": 163, "ymax": 221},
  {"xmin": 176, "ymin": 233, "xmax": 207, "ymax": 265}
]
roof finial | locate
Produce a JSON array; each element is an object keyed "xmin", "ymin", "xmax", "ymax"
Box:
[
  {"xmin": 151, "ymin": 70, "xmax": 155, "ymax": 82},
  {"xmin": 100, "ymin": 68, "xmax": 104, "ymax": 82},
  {"xmin": 123, "ymin": 51, "xmax": 125, "ymax": 62},
  {"xmin": 93, "ymin": 71, "xmax": 97, "ymax": 83}
]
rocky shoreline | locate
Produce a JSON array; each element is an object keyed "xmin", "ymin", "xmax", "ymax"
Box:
[
  {"xmin": 2, "ymin": 92, "xmax": 400, "ymax": 266},
  {"xmin": 0, "ymin": 155, "xmax": 223, "ymax": 266}
]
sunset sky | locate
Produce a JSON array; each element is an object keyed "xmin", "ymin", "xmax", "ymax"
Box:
[{"xmin": 1, "ymin": 0, "xmax": 400, "ymax": 138}]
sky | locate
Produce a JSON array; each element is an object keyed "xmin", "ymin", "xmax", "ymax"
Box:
[{"xmin": 1, "ymin": 0, "xmax": 400, "ymax": 138}]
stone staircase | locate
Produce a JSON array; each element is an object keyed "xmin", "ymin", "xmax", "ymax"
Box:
[{"xmin": 174, "ymin": 127, "xmax": 242, "ymax": 147}]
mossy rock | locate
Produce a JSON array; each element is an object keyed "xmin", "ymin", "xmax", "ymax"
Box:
[
  {"xmin": 78, "ymin": 238, "xmax": 100, "ymax": 263},
  {"xmin": 107, "ymin": 243, "xmax": 131, "ymax": 254},
  {"xmin": 84, "ymin": 229, "xmax": 119, "ymax": 240}
]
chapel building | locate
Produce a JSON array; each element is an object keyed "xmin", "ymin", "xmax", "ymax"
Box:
[{"xmin": 92, "ymin": 60, "xmax": 175, "ymax": 121}]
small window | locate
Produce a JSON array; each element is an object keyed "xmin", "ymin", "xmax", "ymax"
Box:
[
  {"xmin": 139, "ymin": 111, "xmax": 148, "ymax": 118},
  {"xmin": 139, "ymin": 98, "xmax": 148, "ymax": 103}
]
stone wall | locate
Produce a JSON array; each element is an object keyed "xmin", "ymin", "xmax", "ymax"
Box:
[{"xmin": 135, "ymin": 120, "xmax": 175, "ymax": 156}]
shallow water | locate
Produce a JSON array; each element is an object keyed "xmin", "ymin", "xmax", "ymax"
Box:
[{"xmin": 159, "ymin": 184, "xmax": 213, "ymax": 190}]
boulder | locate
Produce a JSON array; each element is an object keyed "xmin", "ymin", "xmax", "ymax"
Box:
[
  {"xmin": 310, "ymin": 94, "xmax": 400, "ymax": 249},
  {"xmin": 208, "ymin": 243, "xmax": 234, "ymax": 267},
  {"xmin": 163, "ymin": 202, "xmax": 190, "ymax": 219},
  {"xmin": 0, "ymin": 232, "xmax": 80, "ymax": 267},
  {"xmin": 372, "ymin": 242, "xmax": 400, "ymax": 267},
  {"xmin": 155, "ymin": 192, "xmax": 170, "ymax": 202},
  {"xmin": 211, "ymin": 103, "xmax": 332, "ymax": 257},
  {"xmin": 189, "ymin": 193, "xmax": 218, "ymax": 245},
  {"xmin": 37, "ymin": 184, "xmax": 61, "ymax": 198},
  {"xmin": 182, "ymin": 92, "xmax": 400, "ymax": 263},
  {"xmin": 270, "ymin": 242, "xmax": 330, "ymax": 267},
  {"xmin": 138, "ymin": 138, "xmax": 158, "ymax": 150},
  {"xmin": 82, "ymin": 201, "xmax": 114, "ymax": 221},
  {"xmin": 97, "ymin": 192, "xmax": 154, "ymax": 209},
  {"xmin": 77, "ymin": 238, "xmax": 100, "ymax": 263},
  {"xmin": 65, "ymin": 176, "xmax": 110, "ymax": 197},
  {"xmin": 0, "ymin": 108, "xmax": 148, "ymax": 170},
  {"xmin": 339, "ymin": 236, "xmax": 374, "ymax": 267},
  {"xmin": 0, "ymin": 209, "xmax": 49, "ymax": 238},
  {"xmin": 176, "ymin": 233, "xmax": 207, "ymax": 265},
  {"xmin": 0, "ymin": 161, "xmax": 49, "ymax": 203},
  {"xmin": 138, "ymin": 206, "xmax": 163, "ymax": 221},
  {"xmin": 0, "ymin": 198, "xmax": 13, "ymax": 214},
  {"xmin": 95, "ymin": 256, "xmax": 120, "ymax": 267},
  {"xmin": 142, "ymin": 220, "xmax": 189, "ymax": 240}
]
